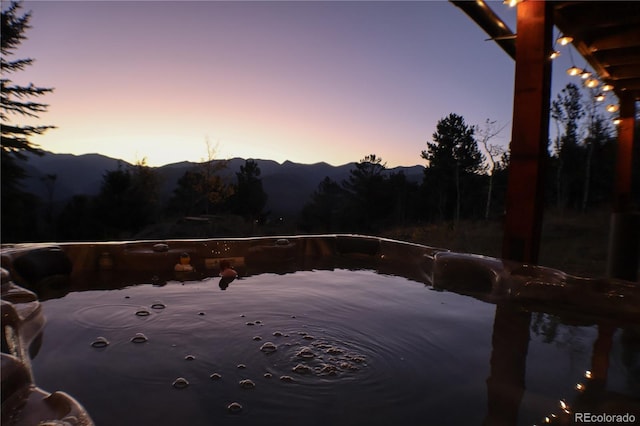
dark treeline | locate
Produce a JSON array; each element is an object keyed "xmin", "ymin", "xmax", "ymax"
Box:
[{"xmin": 3, "ymin": 94, "xmax": 633, "ymax": 243}]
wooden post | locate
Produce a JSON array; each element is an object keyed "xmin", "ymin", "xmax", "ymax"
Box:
[
  {"xmin": 607, "ymin": 92, "xmax": 639, "ymax": 281},
  {"xmin": 502, "ymin": 1, "xmax": 553, "ymax": 264}
]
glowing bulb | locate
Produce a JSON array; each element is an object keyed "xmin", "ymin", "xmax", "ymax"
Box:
[
  {"xmin": 595, "ymin": 93, "xmax": 605, "ymax": 102},
  {"xmin": 503, "ymin": 0, "xmax": 522, "ymax": 7},
  {"xmin": 585, "ymin": 78, "xmax": 599, "ymax": 88},
  {"xmin": 559, "ymin": 400, "xmax": 567, "ymax": 410},
  {"xmin": 606, "ymin": 104, "xmax": 619, "ymax": 113},
  {"xmin": 567, "ymin": 66, "xmax": 582, "ymax": 76},
  {"xmin": 576, "ymin": 383, "xmax": 585, "ymax": 391},
  {"xmin": 613, "ymin": 117, "xmax": 621, "ymax": 125},
  {"xmin": 580, "ymin": 69, "xmax": 591, "ymax": 79},
  {"xmin": 549, "ymin": 50, "xmax": 561, "ymax": 59},
  {"xmin": 585, "ymin": 370, "xmax": 592, "ymax": 379},
  {"xmin": 558, "ymin": 36, "xmax": 573, "ymax": 45},
  {"xmin": 602, "ymin": 84, "xmax": 614, "ymax": 92}
]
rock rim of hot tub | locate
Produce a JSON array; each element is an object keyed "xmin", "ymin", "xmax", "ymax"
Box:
[
  {"xmin": 1, "ymin": 266, "xmax": 95, "ymax": 426},
  {"xmin": 1, "ymin": 235, "xmax": 638, "ymax": 321}
]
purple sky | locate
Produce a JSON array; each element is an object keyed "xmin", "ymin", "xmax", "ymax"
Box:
[{"xmin": 13, "ymin": 1, "xmax": 607, "ymax": 167}]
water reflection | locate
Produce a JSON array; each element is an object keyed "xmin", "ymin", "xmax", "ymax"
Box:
[
  {"xmin": 484, "ymin": 305, "xmax": 640, "ymax": 425},
  {"xmin": 484, "ymin": 303, "xmax": 531, "ymax": 426}
]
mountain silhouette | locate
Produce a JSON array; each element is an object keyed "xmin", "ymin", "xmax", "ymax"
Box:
[{"xmin": 16, "ymin": 151, "xmax": 425, "ymax": 216}]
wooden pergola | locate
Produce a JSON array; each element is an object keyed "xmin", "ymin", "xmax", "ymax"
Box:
[{"xmin": 452, "ymin": 0, "xmax": 640, "ymax": 281}]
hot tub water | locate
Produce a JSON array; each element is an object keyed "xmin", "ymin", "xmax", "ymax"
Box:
[{"xmin": 29, "ymin": 268, "xmax": 635, "ymax": 426}]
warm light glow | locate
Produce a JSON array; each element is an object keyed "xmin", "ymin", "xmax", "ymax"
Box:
[
  {"xmin": 557, "ymin": 35, "xmax": 573, "ymax": 46},
  {"xmin": 549, "ymin": 50, "xmax": 561, "ymax": 59},
  {"xmin": 606, "ymin": 104, "xmax": 619, "ymax": 113},
  {"xmin": 503, "ymin": 0, "xmax": 522, "ymax": 7},
  {"xmin": 559, "ymin": 400, "xmax": 567, "ymax": 410},
  {"xmin": 602, "ymin": 83, "xmax": 614, "ymax": 92},
  {"xmin": 575, "ymin": 383, "xmax": 585, "ymax": 391},
  {"xmin": 567, "ymin": 66, "xmax": 582, "ymax": 76},
  {"xmin": 585, "ymin": 370, "xmax": 592, "ymax": 379},
  {"xmin": 580, "ymin": 69, "xmax": 591, "ymax": 79},
  {"xmin": 595, "ymin": 93, "xmax": 605, "ymax": 102},
  {"xmin": 613, "ymin": 116, "xmax": 621, "ymax": 125},
  {"xmin": 585, "ymin": 78, "xmax": 599, "ymax": 88}
]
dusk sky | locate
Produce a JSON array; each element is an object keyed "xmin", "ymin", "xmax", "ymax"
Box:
[{"xmin": 14, "ymin": 1, "xmax": 600, "ymax": 167}]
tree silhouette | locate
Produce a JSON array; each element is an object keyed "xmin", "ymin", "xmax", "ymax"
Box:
[
  {"xmin": 1, "ymin": 1, "xmax": 55, "ymax": 241},
  {"xmin": 551, "ymin": 83, "xmax": 585, "ymax": 210},
  {"xmin": 232, "ymin": 159, "xmax": 268, "ymax": 222},
  {"xmin": 300, "ymin": 177, "xmax": 346, "ymax": 232},
  {"xmin": 422, "ymin": 113, "xmax": 484, "ymax": 222},
  {"xmin": 477, "ymin": 119, "xmax": 508, "ymax": 220},
  {"xmin": 342, "ymin": 154, "xmax": 393, "ymax": 231}
]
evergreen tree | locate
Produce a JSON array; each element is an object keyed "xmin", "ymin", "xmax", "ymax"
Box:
[
  {"xmin": 1, "ymin": 1, "xmax": 55, "ymax": 241},
  {"xmin": 342, "ymin": 154, "xmax": 393, "ymax": 231},
  {"xmin": 232, "ymin": 159, "xmax": 268, "ymax": 222},
  {"xmin": 300, "ymin": 177, "xmax": 346, "ymax": 232},
  {"xmin": 421, "ymin": 113, "xmax": 484, "ymax": 222},
  {"xmin": 550, "ymin": 83, "xmax": 585, "ymax": 210}
]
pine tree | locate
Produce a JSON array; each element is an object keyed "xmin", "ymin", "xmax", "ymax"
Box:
[
  {"xmin": 421, "ymin": 113, "xmax": 484, "ymax": 222},
  {"xmin": 1, "ymin": 1, "xmax": 55, "ymax": 164},
  {"xmin": 1, "ymin": 1, "xmax": 55, "ymax": 241}
]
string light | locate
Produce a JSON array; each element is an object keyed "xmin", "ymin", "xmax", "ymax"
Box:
[
  {"xmin": 602, "ymin": 83, "xmax": 614, "ymax": 92},
  {"xmin": 606, "ymin": 104, "xmax": 619, "ymax": 113},
  {"xmin": 585, "ymin": 78, "xmax": 599, "ymax": 88},
  {"xmin": 557, "ymin": 35, "xmax": 573, "ymax": 46},
  {"xmin": 580, "ymin": 69, "xmax": 592, "ymax": 79},
  {"xmin": 595, "ymin": 93, "xmax": 605, "ymax": 101},
  {"xmin": 567, "ymin": 66, "xmax": 582, "ymax": 76},
  {"xmin": 613, "ymin": 116, "xmax": 621, "ymax": 125},
  {"xmin": 550, "ymin": 50, "xmax": 561, "ymax": 59},
  {"xmin": 503, "ymin": 0, "xmax": 523, "ymax": 7}
]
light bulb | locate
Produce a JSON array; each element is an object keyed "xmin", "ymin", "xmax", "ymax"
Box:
[
  {"xmin": 585, "ymin": 78, "xmax": 599, "ymax": 88},
  {"xmin": 606, "ymin": 104, "xmax": 619, "ymax": 113},
  {"xmin": 580, "ymin": 69, "xmax": 591, "ymax": 79},
  {"xmin": 567, "ymin": 66, "xmax": 581, "ymax": 76},
  {"xmin": 595, "ymin": 93, "xmax": 605, "ymax": 101},
  {"xmin": 549, "ymin": 50, "xmax": 561, "ymax": 59},
  {"xmin": 558, "ymin": 36, "xmax": 573, "ymax": 46},
  {"xmin": 602, "ymin": 84, "xmax": 614, "ymax": 92}
]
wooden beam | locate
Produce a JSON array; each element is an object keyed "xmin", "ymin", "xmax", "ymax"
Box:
[
  {"xmin": 613, "ymin": 91, "xmax": 636, "ymax": 212},
  {"xmin": 502, "ymin": 1, "xmax": 553, "ymax": 263}
]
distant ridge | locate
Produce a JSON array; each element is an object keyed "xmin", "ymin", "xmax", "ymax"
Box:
[{"xmin": 16, "ymin": 151, "xmax": 425, "ymax": 216}]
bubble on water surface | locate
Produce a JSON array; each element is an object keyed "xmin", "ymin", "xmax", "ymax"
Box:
[
  {"xmin": 246, "ymin": 322, "xmax": 255, "ymax": 326},
  {"xmin": 184, "ymin": 354, "xmax": 196, "ymax": 361},
  {"xmin": 253, "ymin": 336, "xmax": 262, "ymax": 341},
  {"xmin": 279, "ymin": 375, "xmax": 295, "ymax": 383},
  {"xmin": 135, "ymin": 310, "xmax": 150, "ymax": 317},
  {"xmin": 264, "ymin": 373, "xmax": 272, "ymax": 379},
  {"xmin": 210, "ymin": 373, "xmax": 222, "ymax": 380},
  {"xmin": 259, "ymin": 342, "xmax": 277, "ymax": 353},
  {"xmin": 296, "ymin": 346, "xmax": 315, "ymax": 359},
  {"xmin": 198, "ymin": 312, "xmax": 205, "ymax": 316},
  {"xmin": 292, "ymin": 364, "xmax": 312, "ymax": 374},
  {"xmin": 237, "ymin": 364, "xmax": 246, "ymax": 369},
  {"xmin": 90, "ymin": 337, "xmax": 109, "ymax": 348},
  {"xmin": 255, "ymin": 320, "xmax": 262, "ymax": 324},
  {"xmin": 303, "ymin": 335, "xmax": 314, "ymax": 340},
  {"xmin": 239, "ymin": 379, "xmax": 255, "ymax": 389},
  {"xmin": 172, "ymin": 377, "xmax": 189, "ymax": 389},
  {"xmin": 150, "ymin": 302, "xmax": 166, "ymax": 310},
  {"xmin": 130, "ymin": 333, "xmax": 148, "ymax": 343},
  {"xmin": 273, "ymin": 331, "xmax": 283, "ymax": 337},
  {"xmin": 227, "ymin": 402, "xmax": 243, "ymax": 414}
]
